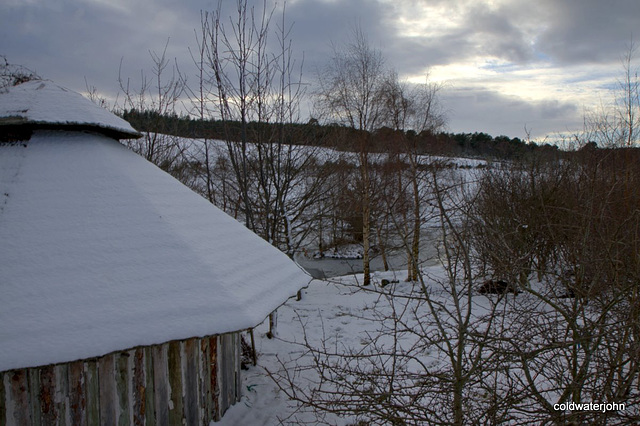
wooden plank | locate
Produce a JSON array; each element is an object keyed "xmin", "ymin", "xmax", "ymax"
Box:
[
  {"xmin": 234, "ymin": 334, "xmax": 242, "ymax": 403},
  {"xmin": 220, "ymin": 333, "xmax": 233, "ymax": 414},
  {"xmin": 229, "ymin": 334, "xmax": 238, "ymax": 407},
  {"xmin": 85, "ymin": 361, "xmax": 100, "ymax": 426},
  {"xmin": 200, "ymin": 338, "xmax": 212, "ymax": 424},
  {"xmin": 167, "ymin": 341, "xmax": 183, "ymax": 426},
  {"xmin": 116, "ymin": 352, "xmax": 130, "ymax": 426},
  {"xmin": 27, "ymin": 368, "xmax": 41, "ymax": 425},
  {"xmin": 218, "ymin": 335, "xmax": 227, "ymax": 416},
  {"xmin": 229, "ymin": 334, "xmax": 237, "ymax": 407},
  {"xmin": 9, "ymin": 369, "xmax": 30, "ymax": 426},
  {"xmin": 132, "ymin": 348, "xmax": 146, "ymax": 426},
  {"xmin": 40, "ymin": 365, "xmax": 57, "ymax": 425},
  {"xmin": 98, "ymin": 354, "xmax": 116, "ymax": 426},
  {"xmin": 69, "ymin": 361, "xmax": 86, "ymax": 426},
  {"xmin": 210, "ymin": 336, "xmax": 220, "ymax": 421},
  {"xmin": 0, "ymin": 372, "xmax": 6, "ymax": 426},
  {"xmin": 183, "ymin": 338, "xmax": 199, "ymax": 426},
  {"xmin": 152, "ymin": 345, "xmax": 169, "ymax": 426},
  {"xmin": 54, "ymin": 364, "xmax": 70, "ymax": 425},
  {"xmin": 144, "ymin": 347, "xmax": 155, "ymax": 426}
]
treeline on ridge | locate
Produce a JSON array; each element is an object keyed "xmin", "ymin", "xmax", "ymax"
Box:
[{"xmin": 121, "ymin": 109, "xmax": 560, "ymax": 160}]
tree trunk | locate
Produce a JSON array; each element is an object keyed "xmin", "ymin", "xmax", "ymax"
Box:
[
  {"xmin": 361, "ymin": 152, "xmax": 371, "ymax": 286},
  {"xmin": 410, "ymin": 168, "xmax": 421, "ymax": 281},
  {"xmin": 376, "ymin": 224, "xmax": 389, "ymax": 271}
]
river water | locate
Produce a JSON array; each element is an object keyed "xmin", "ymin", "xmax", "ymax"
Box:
[{"xmin": 294, "ymin": 229, "xmax": 441, "ymax": 279}]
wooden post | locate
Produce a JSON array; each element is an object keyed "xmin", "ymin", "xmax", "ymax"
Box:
[
  {"xmin": 85, "ymin": 361, "xmax": 100, "ymax": 426},
  {"xmin": 28, "ymin": 368, "xmax": 41, "ymax": 425},
  {"xmin": 98, "ymin": 354, "xmax": 116, "ymax": 426},
  {"xmin": 115, "ymin": 353, "xmax": 130, "ymax": 426},
  {"xmin": 69, "ymin": 361, "xmax": 86, "ymax": 426},
  {"xmin": 183, "ymin": 339, "xmax": 199, "ymax": 426},
  {"xmin": 249, "ymin": 329, "xmax": 257, "ymax": 366},
  {"xmin": 234, "ymin": 334, "xmax": 242, "ymax": 403},
  {"xmin": 54, "ymin": 364, "xmax": 70, "ymax": 425},
  {"xmin": 200, "ymin": 339, "xmax": 213, "ymax": 424},
  {"xmin": 143, "ymin": 347, "xmax": 156, "ymax": 426},
  {"xmin": 167, "ymin": 341, "xmax": 183, "ymax": 425},
  {"xmin": 0, "ymin": 372, "xmax": 6, "ymax": 426},
  {"xmin": 267, "ymin": 311, "xmax": 277, "ymax": 339},
  {"xmin": 40, "ymin": 365, "xmax": 57, "ymax": 425},
  {"xmin": 152, "ymin": 345, "xmax": 169, "ymax": 426},
  {"xmin": 209, "ymin": 337, "xmax": 219, "ymax": 421},
  {"xmin": 9, "ymin": 370, "xmax": 30, "ymax": 426},
  {"xmin": 219, "ymin": 335, "xmax": 231, "ymax": 413},
  {"xmin": 132, "ymin": 348, "xmax": 146, "ymax": 426}
]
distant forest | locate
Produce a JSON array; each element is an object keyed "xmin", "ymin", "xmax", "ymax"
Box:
[{"xmin": 121, "ymin": 109, "xmax": 561, "ymax": 160}]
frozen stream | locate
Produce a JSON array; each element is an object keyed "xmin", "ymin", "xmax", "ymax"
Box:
[{"xmin": 294, "ymin": 228, "xmax": 441, "ymax": 279}]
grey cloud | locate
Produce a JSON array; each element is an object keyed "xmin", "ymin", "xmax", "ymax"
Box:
[
  {"xmin": 442, "ymin": 87, "xmax": 581, "ymax": 139},
  {"xmin": 283, "ymin": 0, "xmax": 390, "ymax": 68},
  {"xmin": 0, "ymin": 0, "xmax": 632, "ymax": 140},
  {"xmin": 463, "ymin": 4, "xmax": 534, "ymax": 63},
  {"xmin": 381, "ymin": 0, "xmax": 638, "ymax": 70},
  {"xmin": 385, "ymin": 38, "xmax": 454, "ymax": 76},
  {"xmin": 2, "ymin": 0, "xmax": 219, "ymax": 92},
  {"xmin": 535, "ymin": 0, "xmax": 640, "ymax": 64}
]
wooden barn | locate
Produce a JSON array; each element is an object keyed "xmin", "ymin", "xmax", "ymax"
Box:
[{"xmin": 0, "ymin": 80, "xmax": 310, "ymax": 425}]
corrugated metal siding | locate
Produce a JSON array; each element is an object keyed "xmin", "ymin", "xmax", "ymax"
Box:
[{"xmin": 0, "ymin": 333, "xmax": 242, "ymax": 426}]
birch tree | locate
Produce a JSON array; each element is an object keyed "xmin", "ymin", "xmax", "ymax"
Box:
[
  {"xmin": 315, "ymin": 26, "xmax": 386, "ymax": 286},
  {"xmin": 379, "ymin": 73, "xmax": 446, "ymax": 281}
]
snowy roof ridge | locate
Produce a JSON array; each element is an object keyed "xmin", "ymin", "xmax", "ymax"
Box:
[{"xmin": 0, "ymin": 80, "xmax": 140, "ymax": 140}]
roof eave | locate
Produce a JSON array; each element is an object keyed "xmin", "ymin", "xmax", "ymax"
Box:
[{"xmin": 0, "ymin": 121, "xmax": 142, "ymax": 140}]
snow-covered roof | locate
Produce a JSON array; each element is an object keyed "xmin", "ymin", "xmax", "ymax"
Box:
[
  {"xmin": 0, "ymin": 85, "xmax": 310, "ymax": 373},
  {"xmin": 0, "ymin": 80, "xmax": 140, "ymax": 139}
]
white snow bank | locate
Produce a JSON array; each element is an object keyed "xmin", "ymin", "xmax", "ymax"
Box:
[{"xmin": 0, "ymin": 131, "xmax": 311, "ymax": 372}]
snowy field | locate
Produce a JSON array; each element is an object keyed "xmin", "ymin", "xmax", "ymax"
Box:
[
  {"xmin": 218, "ymin": 264, "xmax": 468, "ymax": 425},
  {"xmin": 218, "ymin": 267, "xmax": 638, "ymax": 425},
  {"xmin": 218, "ymin": 273, "xmax": 408, "ymax": 425}
]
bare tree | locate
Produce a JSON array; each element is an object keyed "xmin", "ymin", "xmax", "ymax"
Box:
[
  {"xmin": 270, "ymin": 149, "xmax": 640, "ymax": 424},
  {"xmin": 269, "ymin": 165, "xmax": 520, "ymax": 425},
  {"xmin": 585, "ymin": 41, "xmax": 639, "ymax": 147},
  {"xmin": 315, "ymin": 25, "xmax": 386, "ymax": 286},
  {"xmin": 379, "ymin": 72, "xmax": 446, "ymax": 281},
  {"xmin": 617, "ymin": 40, "xmax": 640, "ymax": 147},
  {"xmin": 192, "ymin": 0, "xmax": 327, "ymax": 337},
  {"xmin": 469, "ymin": 147, "xmax": 640, "ymax": 423},
  {"xmin": 117, "ymin": 40, "xmax": 187, "ymax": 172},
  {"xmin": 193, "ymin": 1, "xmax": 323, "ymax": 256}
]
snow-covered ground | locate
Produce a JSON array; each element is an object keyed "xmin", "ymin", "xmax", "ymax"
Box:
[
  {"xmin": 218, "ymin": 268, "xmax": 449, "ymax": 425},
  {"xmin": 217, "ymin": 264, "xmax": 639, "ymax": 425},
  {"xmin": 218, "ymin": 275, "xmax": 387, "ymax": 425}
]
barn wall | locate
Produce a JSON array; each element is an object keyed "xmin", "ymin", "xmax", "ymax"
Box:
[{"xmin": 0, "ymin": 333, "xmax": 242, "ymax": 426}]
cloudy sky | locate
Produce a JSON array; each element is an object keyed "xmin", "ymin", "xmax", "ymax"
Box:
[{"xmin": 2, "ymin": 0, "xmax": 638, "ymax": 140}]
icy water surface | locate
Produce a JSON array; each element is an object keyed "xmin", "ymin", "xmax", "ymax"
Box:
[{"xmin": 295, "ymin": 228, "xmax": 441, "ymax": 279}]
